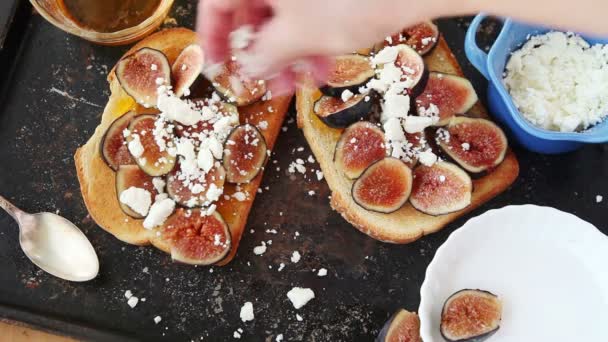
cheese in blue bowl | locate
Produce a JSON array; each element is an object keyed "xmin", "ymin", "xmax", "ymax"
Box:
[{"xmin": 465, "ymin": 14, "xmax": 608, "ymax": 154}]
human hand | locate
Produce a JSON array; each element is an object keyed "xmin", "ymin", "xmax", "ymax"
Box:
[{"xmin": 197, "ymin": 0, "xmax": 443, "ymax": 94}]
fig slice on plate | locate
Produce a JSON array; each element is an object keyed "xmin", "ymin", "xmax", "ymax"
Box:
[
  {"xmin": 352, "ymin": 157, "xmax": 413, "ymax": 213},
  {"xmin": 223, "ymin": 124, "xmax": 268, "ymax": 184},
  {"xmin": 403, "ymin": 21, "xmax": 440, "ymax": 56},
  {"xmin": 321, "ymin": 54, "xmax": 375, "ymax": 97},
  {"xmin": 375, "ymin": 309, "xmax": 422, "ymax": 342},
  {"xmin": 206, "ymin": 60, "xmax": 266, "ymax": 106},
  {"xmin": 172, "ymin": 44, "xmax": 204, "ymax": 97},
  {"xmin": 101, "ymin": 111, "xmax": 136, "ymax": 171},
  {"xmin": 441, "ymin": 289, "xmax": 503, "ymax": 342},
  {"xmin": 126, "ymin": 114, "xmax": 176, "ymax": 176},
  {"xmin": 314, "ymin": 94, "xmax": 374, "ymax": 128},
  {"xmin": 166, "ymin": 164, "xmax": 226, "ymax": 208},
  {"xmin": 409, "ymin": 162, "xmax": 472, "ymax": 216},
  {"xmin": 334, "ymin": 121, "xmax": 387, "ymax": 179},
  {"xmin": 392, "ymin": 44, "xmax": 427, "ymax": 94},
  {"xmin": 161, "ymin": 209, "xmax": 231, "ymax": 265},
  {"xmin": 115, "ymin": 165, "xmax": 158, "ymax": 218},
  {"xmin": 438, "ymin": 117, "xmax": 508, "ymax": 173},
  {"xmin": 115, "ymin": 48, "xmax": 171, "ymax": 107},
  {"xmin": 415, "ymin": 72, "xmax": 478, "ymax": 126}
]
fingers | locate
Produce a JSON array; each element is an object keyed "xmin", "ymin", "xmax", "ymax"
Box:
[{"xmin": 197, "ymin": 0, "xmax": 240, "ymax": 63}]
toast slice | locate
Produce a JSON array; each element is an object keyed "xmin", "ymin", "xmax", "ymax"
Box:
[
  {"xmin": 296, "ymin": 37, "xmax": 519, "ymax": 243},
  {"xmin": 75, "ymin": 28, "xmax": 291, "ymax": 265}
]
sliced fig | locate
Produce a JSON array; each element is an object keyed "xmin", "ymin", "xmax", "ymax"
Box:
[
  {"xmin": 101, "ymin": 111, "xmax": 136, "ymax": 171},
  {"xmin": 166, "ymin": 164, "xmax": 226, "ymax": 208},
  {"xmin": 172, "ymin": 44, "xmax": 204, "ymax": 97},
  {"xmin": 321, "ymin": 54, "xmax": 375, "ymax": 96},
  {"xmin": 375, "ymin": 309, "xmax": 422, "ymax": 342},
  {"xmin": 352, "ymin": 158, "xmax": 413, "ymax": 213},
  {"xmin": 223, "ymin": 124, "xmax": 268, "ymax": 184},
  {"xmin": 415, "ymin": 73, "xmax": 478, "ymax": 126},
  {"xmin": 206, "ymin": 60, "xmax": 266, "ymax": 106},
  {"xmin": 116, "ymin": 48, "xmax": 171, "ymax": 107},
  {"xmin": 175, "ymin": 100, "xmax": 238, "ymax": 138},
  {"xmin": 161, "ymin": 209, "xmax": 231, "ymax": 265},
  {"xmin": 438, "ymin": 117, "xmax": 508, "ymax": 173},
  {"xmin": 115, "ymin": 165, "xmax": 158, "ymax": 218},
  {"xmin": 334, "ymin": 121, "xmax": 387, "ymax": 179},
  {"xmin": 314, "ymin": 94, "xmax": 374, "ymax": 128},
  {"xmin": 403, "ymin": 132, "xmax": 425, "ymax": 168},
  {"xmin": 392, "ymin": 44, "xmax": 427, "ymax": 94},
  {"xmin": 410, "ymin": 162, "xmax": 472, "ymax": 216},
  {"xmin": 126, "ymin": 114, "xmax": 176, "ymax": 176},
  {"xmin": 377, "ymin": 21, "xmax": 439, "ymax": 56},
  {"xmin": 441, "ymin": 289, "xmax": 502, "ymax": 342}
]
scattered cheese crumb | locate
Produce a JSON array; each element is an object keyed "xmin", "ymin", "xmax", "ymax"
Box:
[
  {"xmin": 287, "ymin": 287, "xmax": 315, "ymax": 309},
  {"xmin": 276, "ymin": 334, "xmax": 284, "ymax": 342},
  {"xmin": 461, "ymin": 142, "xmax": 471, "ymax": 151},
  {"xmin": 341, "ymin": 89, "xmax": 354, "ymax": 102},
  {"xmin": 124, "ymin": 290, "xmax": 133, "ymax": 299},
  {"xmin": 127, "ymin": 296, "xmax": 139, "ymax": 308},
  {"xmin": 418, "ymin": 150, "xmax": 438, "ymax": 167},
  {"xmin": 253, "ymin": 242, "xmax": 267, "ymax": 255},
  {"xmin": 278, "ymin": 263, "xmax": 285, "ymax": 272},
  {"xmin": 296, "ymin": 314, "xmax": 303, "ymax": 321},
  {"xmin": 597, "ymin": 195, "xmax": 604, "ymax": 203},
  {"xmin": 317, "ymin": 268, "xmax": 328, "ymax": 277},
  {"xmin": 240, "ymin": 302, "xmax": 255, "ymax": 322},
  {"xmin": 308, "ymin": 190, "xmax": 315, "ymax": 196},
  {"xmin": 315, "ymin": 170, "xmax": 324, "ymax": 181},
  {"xmin": 119, "ymin": 187, "xmax": 152, "ymax": 217},
  {"xmin": 291, "ymin": 251, "xmax": 301, "ymax": 263},
  {"xmin": 154, "ymin": 316, "xmax": 162, "ymax": 324}
]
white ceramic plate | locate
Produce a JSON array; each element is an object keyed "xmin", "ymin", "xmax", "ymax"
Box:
[{"xmin": 419, "ymin": 205, "xmax": 608, "ymax": 342}]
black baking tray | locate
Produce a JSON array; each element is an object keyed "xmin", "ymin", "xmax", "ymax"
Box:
[{"xmin": 0, "ymin": 2, "xmax": 607, "ymax": 341}]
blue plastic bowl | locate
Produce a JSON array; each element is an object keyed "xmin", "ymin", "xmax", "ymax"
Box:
[{"xmin": 465, "ymin": 14, "xmax": 608, "ymax": 154}]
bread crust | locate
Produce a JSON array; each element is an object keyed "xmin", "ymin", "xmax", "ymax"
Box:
[
  {"xmin": 296, "ymin": 37, "xmax": 519, "ymax": 243},
  {"xmin": 75, "ymin": 28, "xmax": 292, "ymax": 264}
]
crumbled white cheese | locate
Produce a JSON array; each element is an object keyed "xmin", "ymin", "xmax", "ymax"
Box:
[
  {"xmin": 253, "ymin": 242, "xmax": 267, "ymax": 255},
  {"xmin": 287, "ymin": 287, "xmax": 315, "ymax": 309},
  {"xmin": 258, "ymin": 120, "xmax": 269, "ymax": 130},
  {"xmin": 152, "ymin": 177, "xmax": 166, "ymax": 194},
  {"xmin": 154, "ymin": 316, "xmax": 162, "ymax": 324},
  {"xmin": 504, "ymin": 31, "xmax": 608, "ymax": 132},
  {"xmin": 127, "ymin": 296, "xmax": 139, "ymax": 308},
  {"xmin": 127, "ymin": 134, "xmax": 144, "ymax": 158},
  {"xmin": 384, "ymin": 118, "xmax": 406, "ymax": 142},
  {"xmin": 308, "ymin": 190, "xmax": 315, "ymax": 196},
  {"xmin": 315, "ymin": 170, "xmax": 324, "ymax": 181},
  {"xmin": 403, "ymin": 115, "xmax": 437, "ymax": 133},
  {"xmin": 317, "ymin": 268, "xmax": 327, "ymax": 277},
  {"xmin": 418, "ymin": 149, "xmax": 438, "ymax": 167},
  {"xmin": 233, "ymin": 192, "xmax": 247, "ymax": 201},
  {"xmin": 341, "ymin": 89, "xmax": 354, "ymax": 102},
  {"xmin": 197, "ymin": 147, "xmax": 214, "ymax": 173},
  {"xmin": 157, "ymin": 92, "xmax": 203, "ymax": 126},
  {"xmin": 119, "ymin": 187, "xmax": 152, "ymax": 216},
  {"xmin": 150, "ymin": 63, "xmax": 158, "ymax": 71},
  {"xmin": 291, "ymin": 251, "xmax": 301, "ymax": 263},
  {"xmin": 461, "ymin": 142, "xmax": 471, "ymax": 151},
  {"xmin": 124, "ymin": 290, "xmax": 133, "ymax": 299},
  {"xmin": 597, "ymin": 195, "xmax": 604, "ymax": 203},
  {"xmin": 240, "ymin": 302, "xmax": 255, "ymax": 322},
  {"xmin": 276, "ymin": 334, "xmax": 284, "ymax": 342},
  {"xmin": 296, "ymin": 314, "xmax": 303, "ymax": 321},
  {"xmin": 278, "ymin": 263, "xmax": 285, "ymax": 272},
  {"xmin": 143, "ymin": 198, "xmax": 175, "ymax": 229},
  {"xmin": 439, "ymin": 175, "xmax": 446, "ymax": 183},
  {"xmin": 233, "ymin": 331, "xmax": 241, "ymax": 339},
  {"xmin": 381, "ymin": 89, "xmax": 410, "ymax": 121}
]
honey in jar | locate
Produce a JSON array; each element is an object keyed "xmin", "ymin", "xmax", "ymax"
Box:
[{"xmin": 60, "ymin": 0, "xmax": 162, "ymax": 33}]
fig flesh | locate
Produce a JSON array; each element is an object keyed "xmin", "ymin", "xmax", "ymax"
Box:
[
  {"xmin": 126, "ymin": 114, "xmax": 177, "ymax": 176},
  {"xmin": 352, "ymin": 157, "xmax": 413, "ymax": 213},
  {"xmin": 415, "ymin": 73, "xmax": 478, "ymax": 126},
  {"xmin": 166, "ymin": 163, "xmax": 226, "ymax": 208},
  {"xmin": 441, "ymin": 289, "xmax": 503, "ymax": 342},
  {"xmin": 438, "ymin": 117, "xmax": 508, "ymax": 173},
  {"xmin": 206, "ymin": 60, "xmax": 266, "ymax": 106},
  {"xmin": 376, "ymin": 309, "xmax": 422, "ymax": 342},
  {"xmin": 321, "ymin": 54, "xmax": 375, "ymax": 97},
  {"xmin": 161, "ymin": 209, "xmax": 231, "ymax": 265},
  {"xmin": 115, "ymin": 165, "xmax": 158, "ymax": 218},
  {"xmin": 116, "ymin": 48, "xmax": 171, "ymax": 107},
  {"xmin": 314, "ymin": 94, "xmax": 374, "ymax": 128},
  {"xmin": 101, "ymin": 111, "xmax": 136, "ymax": 171},
  {"xmin": 172, "ymin": 44, "xmax": 204, "ymax": 97},
  {"xmin": 223, "ymin": 124, "xmax": 268, "ymax": 184},
  {"xmin": 334, "ymin": 121, "xmax": 387, "ymax": 179},
  {"xmin": 403, "ymin": 21, "xmax": 440, "ymax": 56},
  {"xmin": 392, "ymin": 44, "xmax": 427, "ymax": 94},
  {"xmin": 409, "ymin": 162, "xmax": 472, "ymax": 216}
]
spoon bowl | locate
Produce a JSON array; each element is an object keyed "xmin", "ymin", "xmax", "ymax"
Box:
[{"xmin": 0, "ymin": 196, "xmax": 99, "ymax": 282}]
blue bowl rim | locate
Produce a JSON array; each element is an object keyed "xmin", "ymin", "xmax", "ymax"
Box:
[{"xmin": 485, "ymin": 17, "xmax": 608, "ymax": 143}]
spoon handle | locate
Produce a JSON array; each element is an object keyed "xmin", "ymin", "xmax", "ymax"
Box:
[{"xmin": 0, "ymin": 195, "xmax": 25, "ymax": 221}]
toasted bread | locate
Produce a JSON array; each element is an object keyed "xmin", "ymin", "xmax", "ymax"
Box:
[
  {"xmin": 296, "ymin": 37, "xmax": 519, "ymax": 243},
  {"xmin": 75, "ymin": 28, "xmax": 291, "ymax": 265}
]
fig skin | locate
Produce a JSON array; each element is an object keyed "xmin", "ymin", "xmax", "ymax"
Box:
[
  {"xmin": 438, "ymin": 117, "xmax": 508, "ymax": 173},
  {"xmin": 101, "ymin": 111, "xmax": 136, "ymax": 171},
  {"xmin": 115, "ymin": 47, "xmax": 171, "ymax": 108},
  {"xmin": 334, "ymin": 121, "xmax": 387, "ymax": 179},
  {"xmin": 321, "ymin": 54, "xmax": 375, "ymax": 97},
  {"xmin": 352, "ymin": 157, "xmax": 413, "ymax": 214},
  {"xmin": 314, "ymin": 94, "xmax": 374, "ymax": 129},
  {"xmin": 126, "ymin": 114, "xmax": 177, "ymax": 177},
  {"xmin": 160, "ymin": 209, "xmax": 232, "ymax": 265},
  {"xmin": 376, "ymin": 309, "xmax": 422, "ymax": 342},
  {"xmin": 440, "ymin": 289, "xmax": 503, "ymax": 342},
  {"xmin": 115, "ymin": 165, "xmax": 158, "ymax": 219},
  {"xmin": 415, "ymin": 72, "xmax": 478, "ymax": 126},
  {"xmin": 166, "ymin": 164, "xmax": 226, "ymax": 208},
  {"xmin": 172, "ymin": 44, "xmax": 204, "ymax": 97},
  {"xmin": 409, "ymin": 162, "xmax": 472, "ymax": 216},
  {"xmin": 223, "ymin": 124, "xmax": 268, "ymax": 184}
]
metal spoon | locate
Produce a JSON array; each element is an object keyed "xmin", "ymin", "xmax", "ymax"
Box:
[{"xmin": 0, "ymin": 195, "xmax": 99, "ymax": 282}]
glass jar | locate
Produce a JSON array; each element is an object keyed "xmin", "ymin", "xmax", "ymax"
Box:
[{"xmin": 29, "ymin": 0, "xmax": 175, "ymax": 45}]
